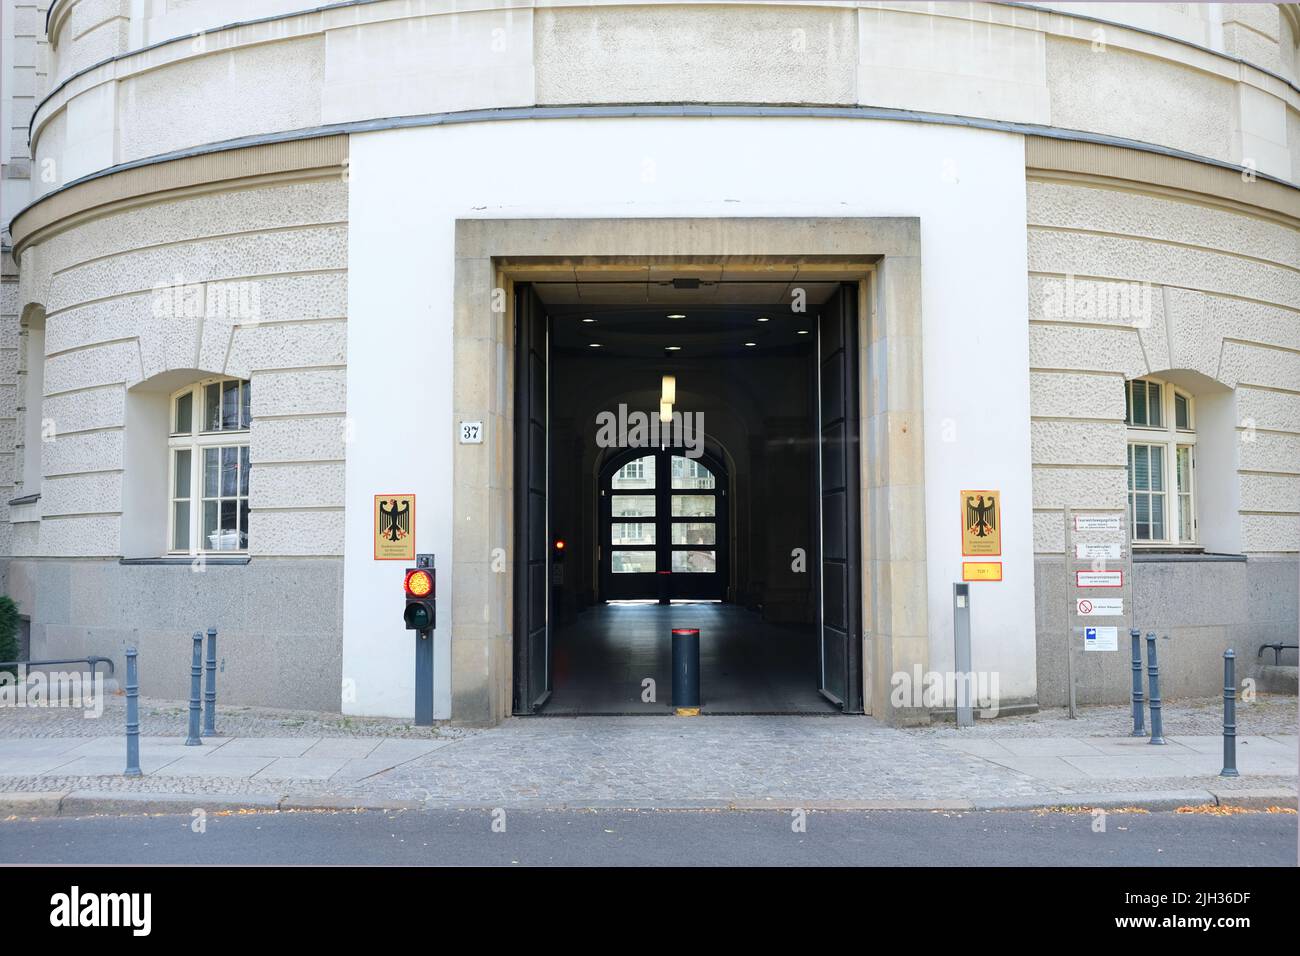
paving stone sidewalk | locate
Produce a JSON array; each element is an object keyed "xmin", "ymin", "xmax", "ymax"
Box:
[{"xmin": 0, "ymin": 695, "xmax": 1295, "ymax": 812}]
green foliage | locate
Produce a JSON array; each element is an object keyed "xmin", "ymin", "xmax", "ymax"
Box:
[{"xmin": 0, "ymin": 595, "xmax": 20, "ymax": 678}]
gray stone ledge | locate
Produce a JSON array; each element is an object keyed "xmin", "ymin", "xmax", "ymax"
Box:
[
  {"xmin": 119, "ymin": 556, "xmax": 251, "ymax": 566},
  {"xmin": 1132, "ymin": 551, "xmax": 1249, "ymax": 563}
]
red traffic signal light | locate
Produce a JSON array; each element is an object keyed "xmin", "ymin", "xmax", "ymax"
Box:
[
  {"xmin": 404, "ymin": 568, "xmax": 435, "ymax": 598},
  {"xmin": 403, "ymin": 568, "xmax": 436, "ymax": 631}
]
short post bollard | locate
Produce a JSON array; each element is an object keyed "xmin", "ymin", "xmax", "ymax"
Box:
[
  {"xmin": 1145, "ymin": 631, "xmax": 1166, "ymax": 745},
  {"xmin": 185, "ymin": 631, "xmax": 203, "ymax": 746},
  {"xmin": 672, "ymin": 628, "xmax": 700, "ymax": 716},
  {"xmin": 203, "ymin": 626, "xmax": 218, "ymax": 738},
  {"xmin": 952, "ymin": 583, "xmax": 974, "ymax": 729},
  {"xmin": 1129, "ymin": 628, "xmax": 1145, "ymax": 737},
  {"xmin": 1221, "ymin": 649, "xmax": 1239, "ymax": 778},
  {"xmin": 124, "ymin": 647, "xmax": 142, "ymax": 777}
]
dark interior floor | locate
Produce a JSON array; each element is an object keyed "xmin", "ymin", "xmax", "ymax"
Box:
[{"xmin": 544, "ymin": 602, "xmax": 837, "ymax": 715}]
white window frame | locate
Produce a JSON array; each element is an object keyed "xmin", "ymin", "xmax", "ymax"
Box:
[
  {"xmin": 167, "ymin": 377, "xmax": 252, "ymax": 555},
  {"xmin": 1125, "ymin": 376, "xmax": 1197, "ymax": 547}
]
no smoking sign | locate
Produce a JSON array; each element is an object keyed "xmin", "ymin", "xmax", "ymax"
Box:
[{"xmin": 1076, "ymin": 597, "xmax": 1123, "ymax": 617}]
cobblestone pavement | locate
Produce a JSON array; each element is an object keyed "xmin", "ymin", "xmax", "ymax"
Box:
[
  {"xmin": 913, "ymin": 694, "xmax": 1298, "ymax": 738},
  {"xmin": 316, "ymin": 715, "xmax": 1296, "ymax": 808},
  {"xmin": 0, "ymin": 694, "xmax": 470, "ymax": 740},
  {"xmin": 0, "ymin": 695, "xmax": 1294, "ymax": 809},
  {"xmin": 326, "ymin": 715, "xmax": 1059, "ymax": 806},
  {"xmin": 3, "ymin": 693, "xmax": 1291, "ymax": 740}
]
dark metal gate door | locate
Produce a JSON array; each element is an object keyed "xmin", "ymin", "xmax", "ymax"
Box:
[
  {"xmin": 513, "ymin": 283, "xmax": 551, "ymax": 713},
  {"xmin": 817, "ymin": 283, "xmax": 863, "ymax": 712}
]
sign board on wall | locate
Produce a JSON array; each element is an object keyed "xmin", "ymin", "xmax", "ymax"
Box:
[
  {"xmin": 961, "ymin": 489, "xmax": 1001, "ymax": 557},
  {"xmin": 1076, "ymin": 597, "xmax": 1124, "ymax": 616},
  {"xmin": 1076, "ymin": 570, "xmax": 1124, "ymax": 588},
  {"xmin": 1074, "ymin": 514, "xmax": 1124, "ymax": 532},
  {"xmin": 1084, "ymin": 626, "xmax": 1119, "ymax": 652},
  {"xmin": 1075, "ymin": 542, "xmax": 1122, "ymax": 560},
  {"xmin": 962, "ymin": 562, "xmax": 1002, "ymax": 582},
  {"xmin": 374, "ymin": 494, "xmax": 416, "ymax": 560},
  {"xmin": 1063, "ymin": 505, "xmax": 1133, "ymax": 716}
]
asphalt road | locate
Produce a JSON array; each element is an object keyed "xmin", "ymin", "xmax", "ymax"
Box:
[{"xmin": 1, "ymin": 808, "xmax": 1295, "ymax": 866}]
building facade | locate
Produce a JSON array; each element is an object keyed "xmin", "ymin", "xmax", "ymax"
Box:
[{"xmin": 1, "ymin": 0, "xmax": 1297, "ymax": 724}]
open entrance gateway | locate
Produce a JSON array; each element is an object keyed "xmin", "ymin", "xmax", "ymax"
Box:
[{"xmin": 513, "ymin": 274, "xmax": 864, "ymax": 715}]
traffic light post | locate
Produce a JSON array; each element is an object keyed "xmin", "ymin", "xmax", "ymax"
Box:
[{"xmin": 403, "ymin": 553, "xmax": 436, "ymax": 726}]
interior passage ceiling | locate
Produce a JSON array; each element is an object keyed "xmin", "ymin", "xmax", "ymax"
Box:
[{"xmin": 541, "ymin": 279, "xmax": 840, "ymax": 358}]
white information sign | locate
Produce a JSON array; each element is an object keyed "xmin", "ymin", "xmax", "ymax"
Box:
[
  {"xmin": 1075, "ymin": 542, "xmax": 1122, "ymax": 560},
  {"xmin": 1076, "ymin": 598, "xmax": 1124, "ymax": 617},
  {"xmin": 1084, "ymin": 626, "xmax": 1119, "ymax": 652},
  {"xmin": 459, "ymin": 421, "xmax": 484, "ymax": 444},
  {"xmin": 1074, "ymin": 514, "xmax": 1124, "ymax": 532},
  {"xmin": 1076, "ymin": 570, "xmax": 1124, "ymax": 588}
]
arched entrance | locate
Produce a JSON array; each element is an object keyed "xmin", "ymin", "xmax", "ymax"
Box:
[{"xmin": 598, "ymin": 446, "xmax": 730, "ymax": 602}]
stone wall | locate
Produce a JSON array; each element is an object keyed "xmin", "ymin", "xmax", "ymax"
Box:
[
  {"xmin": 1027, "ymin": 169, "xmax": 1300, "ymax": 702},
  {"xmin": 3, "ymin": 168, "xmax": 348, "ymax": 710},
  {"xmin": 25, "ymin": 3, "xmax": 1300, "ymax": 198}
]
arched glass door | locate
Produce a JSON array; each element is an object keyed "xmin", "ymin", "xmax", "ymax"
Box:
[{"xmin": 600, "ymin": 448, "xmax": 727, "ymax": 601}]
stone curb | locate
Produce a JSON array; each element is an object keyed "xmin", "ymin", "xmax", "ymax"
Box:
[
  {"xmin": 2, "ymin": 787, "xmax": 1294, "ymax": 818},
  {"xmin": 972, "ymin": 789, "xmax": 1216, "ymax": 811},
  {"xmin": 972, "ymin": 788, "xmax": 1298, "ymax": 812},
  {"xmin": 0, "ymin": 791, "xmax": 66, "ymax": 816},
  {"xmin": 1209, "ymin": 787, "xmax": 1297, "ymax": 810}
]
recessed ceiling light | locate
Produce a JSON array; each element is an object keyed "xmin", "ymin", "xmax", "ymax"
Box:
[
  {"xmin": 589, "ymin": 343, "xmax": 602, "ymax": 348},
  {"xmin": 744, "ymin": 342, "xmax": 757, "ymax": 347},
  {"xmin": 796, "ymin": 330, "xmax": 810, "ymax": 335},
  {"xmin": 756, "ymin": 316, "xmax": 770, "ymax": 323},
  {"xmin": 581, "ymin": 318, "xmax": 596, "ymax": 323},
  {"xmin": 666, "ymin": 346, "xmax": 682, "ymax": 351},
  {"xmin": 667, "ymin": 313, "xmax": 686, "ymax": 319}
]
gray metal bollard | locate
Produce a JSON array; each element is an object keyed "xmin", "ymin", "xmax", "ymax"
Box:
[
  {"xmin": 1145, "ymin": 632, "xmax": 1166, "ymax": 745},
  {"xmin": 185, "ymin": 631, "xmax": 203, "ymax": 746},
  {"xmin": 953, "ymin": 583, "xmax": 974, "ymax": 728},
  {"xmin": 1221, "ymin": 649, "xmax": 1239, "ymax": 777},
  {"xmin": 203, "ymin": 626, "xmax": 218, "ymax": 737},
  {"xmin": 124, "ymin": 647, "xmax": 142, "ymax": 777},
  {"xmin": 1129, "ymin": 628, "xmax": 1145, "ymax": 737}
]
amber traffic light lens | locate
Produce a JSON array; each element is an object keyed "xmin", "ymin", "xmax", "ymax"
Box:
[{"xmin": 404, "ymin": 569, "xmax": 434, "ymax": 597}]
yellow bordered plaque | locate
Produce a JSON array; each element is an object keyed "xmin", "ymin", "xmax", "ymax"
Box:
[
  {"xmin": 961, "ymin": 489, "xmax": 1001, "ymax": 556},
  {"xmin": 963, "ymin": 561, "xmax": 1003, "ymax": 582},
  {"xmin": 374, "ymin": 494, "xmax": 415, "ymax": 560}
]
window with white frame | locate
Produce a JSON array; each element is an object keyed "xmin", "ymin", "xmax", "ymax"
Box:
[
  {"xmin": 1125, "ymin": 376, "xmax": 1196, "ymax": 546},
  {"xmin": 168, "ymin": 378, "xmax": 251, "ymax": 553}
]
